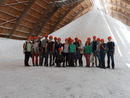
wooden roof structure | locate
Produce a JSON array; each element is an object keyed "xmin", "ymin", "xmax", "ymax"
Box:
[{"xmin": 0, "ymin": 0, "xmax": 129, "ymax": 40}]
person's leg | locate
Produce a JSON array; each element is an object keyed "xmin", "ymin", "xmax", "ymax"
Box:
[
  {"xmin": 24, "ymin": 52, "xmax": 28, "ymax": 66},
  {"xmin": 91, "ymin": 52, "xmax": 94, "ymax": 67},
  {"xmin": 66, "ymin": 53, "xmax": 69, "ymax": 66},
  {"xmin": 36, "ymin": 53, "xmax": 38, "ymax": 66},
  {"xmin": 63, "ymin": 53, "xmax": 65, "ymax": 67},
  {"xmin": 94, "ymin": 52, "xmax": 97, "ymax": 67},
  {"xmin": 102, "ymin": 53, "xmax": 106, "ymax": 68},
  {"xmin": 72, "ymin": 53, "xmax": 75, "ymax": 67},
  {"xmin": 111, "ymin": 52, "xmax": 115, "ymax": 69},
  {"xmin": 88, "ymin": 54, "xmax": 91, "ymax": 66},
  {"xmin": 32, "ymin": 53, "xmax": 35, "ymax": 66},
  {"xmin": 107, "ymin": 52, "xmax": 110, "ymax": 68},
  {"xmin": 50, "ymin": 51, "xmax": 53, "ymax": 67},
  {"xmin": 45, "ymin": 51, "xmax": 48, "ymax": 66},
  {"xmin": 84, "ymin": 54, "xmax": 87, "ymax": 67},
  {"xmin": 81, "ymin": 54, "xmax": 83, "ymax": 67},
  {"xmin": 69, "ymin": 53, "xmax": 71, "ymax": 67}
]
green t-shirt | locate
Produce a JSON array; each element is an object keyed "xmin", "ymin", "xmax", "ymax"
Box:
[
  {"xmin": 26, "ymin": 42, "xmax": 32, "ymax": 52},
  {"xmin": 69, "ymin": 44, "xmax": 76, "ymax": 53},
  {"xmin": 84, "ymin": 46, "xmax": 92, "ymax": 54}
]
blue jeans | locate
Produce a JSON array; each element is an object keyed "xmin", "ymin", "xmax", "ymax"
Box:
[
  {"xmin": 100, "ymin": 52, "xmax": 106, "ymax": 68},
  {"xmin": 107, "ymin": 51, "xmax": 115, "ymax": 68}
]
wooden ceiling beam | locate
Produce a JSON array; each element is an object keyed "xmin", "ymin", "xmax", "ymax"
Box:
[
  {"xmin": 49, "ymin": 0, "xmax": 85, "ymax": 33},
  {"xmin": 109, "ymin": 8, "xmax": 130, "ymax": 20},
  {"xmin": 7, "ymin": 0, "xmax": 36, "ymax": 38},
  {"xmin": 62, "ymin": 6, "xmax": 92, "ymax": 30},
  {"xmin": 35, "ymin": 7, "xmax": 59, "ymax": 36},
  {"xmin": 28, "ymin": 4, "xmax": 54, "ymax": 36},
  {"xmin": 108, "ymin": 2, "xmax": 130, "ymax": 14},
  {"xmin": 121, "ymin": 0, "xmax": 130, "ymax": 5}
]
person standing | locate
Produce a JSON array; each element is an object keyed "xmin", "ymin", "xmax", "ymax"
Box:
[
  {"xmin": 84, "ymin": 40, "xmax": 92, "ymax": 67},
  {"xmin": 37, "ymin": 36, "xmax": 42, "ymax": 66},
  {"xmin": 91, "ymin": 36, "xmax": 98, "ymax": 67},
  {"xmin": 46, "ymin": 35, "xmax": 55, "ymax": 67},
  {"xmin": 23, "ymin": 36, "xmax": 33, "ymax": 67},
  {"xmin": 63, "ymin": 38, "xmax": 69, "ymax": 67},
  {"xmin": 69, "ymin": 39, "xmax": 76, "ymax": 67},
  {"xmin": 78, "ymin": 39, "xmax": 84, "ymax": 67},
  {"xmin": 41, "ymin": 34, "xmax": 48, "ymax": 66},
  {"xmin": 106, "ymin": 36, "xmax": 115, "ymax": 69},
  {"xmin": 32, "ymin": 37, "xmax": 39, "ymax": 66},
  {"xmin": 74, "ymin": 37, "xmax": 79, "ymax": 66},
  {"xmin": 96, "ymin": 38, "xmax": 101, "ymax": 67},
  {"xmin": 100, "ymin": 39, "xmax": 107, "ymax": 69},
  {"xmin": 52, "ymin": 37, "xmax": 58, "ymax": 66}
]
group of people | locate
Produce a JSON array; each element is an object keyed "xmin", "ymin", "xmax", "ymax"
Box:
[{"xmin": 23, "ymin": 34, "xmax": 115, "ymax": 69}]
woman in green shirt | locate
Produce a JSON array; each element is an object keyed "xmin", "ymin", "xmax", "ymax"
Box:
[
  {"xmin": 84, "ymin": 40, "xmax": 92, "ymax": 67},
  {"xmin": 69, "ymin": 39, "xmax": 76, "ymax": 67}
]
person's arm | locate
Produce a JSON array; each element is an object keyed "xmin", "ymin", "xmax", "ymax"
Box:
[
  {"xmin": 45, "ymin": 42, "xmax": 48, "ymax": 53},
  {"xmin": 23, "ymin": 43, "xmax": 26, "ymax": 54}
]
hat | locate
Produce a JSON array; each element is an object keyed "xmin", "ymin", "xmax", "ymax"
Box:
[
  {"xmin": 78, "ymin": 39, "xmax": 81, "ymax": 42},
  {"xmin": 49, "ymin": 35, "xmax": 53, "ymax": 39},
  {"xmin": 54, "ymin": 37, "xmax": 57, "ymax": 40},
  {"xmin": 97, "ymin": 38, "xmax": 100, "ymax": 41},
  {"xmin": 93, "ymin": 36, "xmax": 96, "ymax": 39},
  {"xmin": 86, "ymin": 40, "xmax": 90, "ymax": 43},
  {"xmin": 65, "ymin": 38, "xmax": 68, "ymax": 41},
  {"xmin": 58, "ymin": 48, "xmax": 62, "ymax": 51},
  {"xmin": 108, "ymin": 36, "xmax": 112, "ymax": 39},
  {"xmin": 44, "ymin": 34, "xmax": 48, "ymax": 37},
  {"xmin": 58, "ymin": 38, "xmax": 61, "ymax": 41},
  {"xmin": 27, "ymin": 36, "xmax": 31, "ymax": 39},
  {"xmin": 70, "ymin": 39, "xmax": 74, "ymax": 42},
  {"xmin": 101, "ymin": 39, "xmax": 104, "ymax": 42},
  {"xmin": 33, "ymin": 37, "xmax": 37, "ymax": 39},
  {"xmin": 75, "ymin": 37, "xmax": 78, "ymax": 40},
  {"xmin": 87, "ymin": 37, "xmax": 91, "ymax": 40}
]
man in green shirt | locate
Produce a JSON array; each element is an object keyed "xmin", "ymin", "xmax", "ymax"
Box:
[
  {"xmin": 69, "ymin": 39, "xmax": 76, "ymax": 67},
  {"xmin": 23, "ymin": 36, "xmax": 32, "ymax": 67}
]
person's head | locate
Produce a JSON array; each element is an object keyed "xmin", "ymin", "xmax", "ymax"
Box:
[
  {"xmin": 44, "ymin": 34, "xmax": 48, "ymax": 39},
  {"xmin": 33, "ymin": 37, "xmax": 37, "ymax": 43},
  {"xmin": 97, "ymin": 38, "xmax": 101, "ymax": 43},
  {"xmin": 68, "ymin": 37, "xmax": 71, "ymax": 43},
  {"xmin": 58, "ymin": 38, "xmax": 61, "ymax": 42},
  {"xmin": 108, "ymin": 36, "xmax": 112, "ymax": 42},
  {"xmin": 75, "ymin": 37, "xmax": 78, "ymax": 42},
  {"xmin": 27, "ymin": 36, "xmax": 31, "ymax": 42},
  {"xmin": 78, "ymin": 39, "xmax": 82, "ymax": 44},
  {"xmin": 93, "ymin": 36, "xmax": 97, "ymax": 41},
  {"xmin": 70, "ymin": 39, "xmax": 74, "ymax": 44},
  {"xmin": 101, "ymin": 39, "xmax": 104, "ymax": 43},
  {"xmin": 85, "ymin": 40, "xmax": 90, "ymax": 46},
  {"xmin": 49, "ymin": 35, "xmax": 53, "ymax": 41},
  {"xmin": 38, "ymin": 36, "xmax": 42, "ymax": 41},
  {"xmin": 54, "ymin": 37, "xmax": 57, "ymax": 42},
  {"xmin": 87, "ymin": 37, "xmax": 91, "ymax": 42},
  {"xmin": 65, "ymin": 38, "xmax": 68, "ymax": 43},
  {"xmin": 58, "ymin": 48, "xmax": 63, "ymax": 53}
]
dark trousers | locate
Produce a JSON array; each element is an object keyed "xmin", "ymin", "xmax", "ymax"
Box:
[
  {"xmin": 40, "ymin": 51, "xmax": 47, "ymax": 66},
  {"xmin": 107, "ymin": 51, "xmax": 115, "ymax": 68},
  {"xmin": 24, "ymin": 52, "xmax": 31, "ymax": 66},
  {"xmin": 79, "ymin": 54, "xmax": 83, "ymax": 66},
  {"xmin": 100, "ymin": 52, "xmax": 106, "ymax": 68},
  {"xmin": 63, "ymin": 53, "xmax": 69, "ymax": 67},
  {"xmin": 53, "ymin": 50, "xmax": 57, "ymax": 64},
  {"xmin": 46, "ymin": 50, "xmax": 53, "ymax": 66},
  {"xmin": 92, "ymin": 51, "xmax": 97, "ymax": 66},
  {"xmin": 69, "ymin": 52, "xmax": 75, "ymax": 67}
]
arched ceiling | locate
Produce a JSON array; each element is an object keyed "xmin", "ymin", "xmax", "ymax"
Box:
[{"xmin": 0, "ymin": 0, "xmax": 129, "ymax": 40}]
